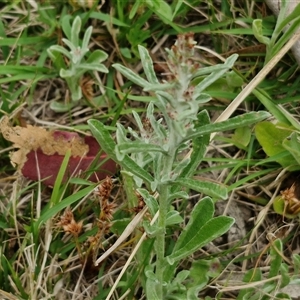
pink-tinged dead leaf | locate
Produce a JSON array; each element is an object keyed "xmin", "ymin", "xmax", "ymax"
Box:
[{"xmin": 0, "ymin": 117, "xmax": 117, "ymax": 186}]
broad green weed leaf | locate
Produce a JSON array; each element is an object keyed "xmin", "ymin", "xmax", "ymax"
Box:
[
  {"xmin": 226, "ymin": 70, "xmax": 244, "ymax": 87},
  {"xmin": 232, "ymin": 126, "xmax": 252, "ymax": 149},
  {"xmin": 171, "ymin": 197, "xmax": 214, "ymax": 254},
  {"xmin": 167, "ymin": 215, "xmax": 234, "ymax": 264},
  {"xmin": 168, "ymin": 191, "xmax": 189, "ymax": 202},
  {"xmin": 176, "ymin": 178, "xmax": 228, "ymax": 200},
  {"xmin": 166, "ymin": 210, "xmax": 183, "ymax": 226},
  {"xmin": 255, "ymin": 121, "xmax": 297, "ymax": 168},
  {"xmin": 273, "ymin": 196, "xmax": 294, "ymax": 218},
  {"xmin": 166, "ymin": 197, "xmax": 234, "ymax": 265},
  {"xmin": 282, "ymin": 132, "xmax": 300, "ymax": 165},
  {"xmin": 145, "ymin": 267, "xmax": 161, "ymax": 300}
]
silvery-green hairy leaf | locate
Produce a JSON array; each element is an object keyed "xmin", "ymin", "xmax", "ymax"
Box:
[
  {"xmin": 166, "ymin": 210, "xmax": 183, "ymax": 226},
  {"xmin": 176, "ymin": 178, "xmax": 228, "ymax": 200},
  {"xmin": 179, "ymin": 110, "xmax": 210, "ymax": 179},
  {"xmin": 88, "ymin": 119, "xmax": 155, "ymax": 187},
  {"xmin": 136, "ymin": 188, "xmax": 158, "ymax": 216},
  {"xmin": 82, "ymin": 26, "xmax": 92, "ymax": 52},
  {"xmin": 117, "ymin": 142, "xmax": 167, "ymax": 155},
  {"xmin": 192, "ymin": 54, "xmax": 238, "ymax": 78},
  {"xmin": 194, "ymin": 54, "xmax": 238, "ymax": 94},
  {"xmin": 86, "ymin": 50, "xmax": 108, "ymax": 63},
  {"xmin": 113, "ymin": 63, "xmax": 151, "ymax": 88},
  {"xmin": 70, "ymin": 16, "xmax": 81, "ymax": 47},
  {"xmin": 78, "ymin": 64, "xmax": 108, "ymax": 73},
  {"xmin": 138, "ymin": 45, "xmax": 159, "ymax": 84},
  {"xmin": 48, "ymin": 45, "xmax": 71, "ymax": 60},
  {"xmin": 185, "ymin": 111, "xmax": 271, "ymax": 142}
]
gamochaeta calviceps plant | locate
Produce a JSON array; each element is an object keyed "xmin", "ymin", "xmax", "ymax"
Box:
[{"xmin": 88, "ymin": 33, "xmax": 270, "ymax": 299}]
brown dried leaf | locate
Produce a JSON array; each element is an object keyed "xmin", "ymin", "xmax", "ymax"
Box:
[
  {"xmin": 0, "ymin": 117, "xmax": 117, "ymax": 186},
  {"xmin": 0, "ymin": 116, "xmax": 88, "ymax": 168}
]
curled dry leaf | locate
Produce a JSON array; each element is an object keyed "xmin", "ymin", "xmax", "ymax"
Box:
[{"xmin": 0, "ymin": 117, "xmax": 117, "ymax": 186}]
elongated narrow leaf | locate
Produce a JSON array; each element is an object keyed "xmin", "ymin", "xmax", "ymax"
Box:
[
  {"xmin": 180, "ymin": 110, "xmax": 210, "ymax": 179},
  {"xmin": 261, "ymin": 239, "xmax": 286, "ymax": 297},
  {"xmin": 36, "ymin": 184, "xmax": 96, "ymax": 229},
  {"xmin": 274, "ymin": 3, "xmax": 300, "ymax": 35},
  {"xmin": 112, "ymin": 63, "xmax": 151, "ymax": 88},
  {"xmin": 117, "ymin": 142, "xmax": 166, "ymax": 155},
  {"xmin": 167, "ymin": 215, "xmax": 234, "ymax": 264},
  {"xmin": 138, "ymin": 45, "xmax": 159, "ymax": 84},
  {"xmin": 88, "ymin": 119, "xmax": 154, "ymax": 186},
  {"xmin": 252, "ymin": 89, "xmax": 293, "ymax": 126},
  {"xmin": 269, "ymin": 239, "xmax": 283, "ymax": 278},
  {"xmin": 176, "ymin": 178, "xmax": 228, "ymax": 200},
  {"xmin": 184, "ymin": 111, "xmax": 270, "ymax": 142},
  {"xmin": 82, "ymin": 26, "xmax": 92, "ymax": 53},
  {"xmin": 194, "ymin": 54, "xmax": 238, "ymax": 94},
  {"xmin": 50, "ymin": 150, "xmax": 71, "ymax": 206},
  {"xmin": 78, "ymin": 64, "xmax": 108, "ymax": 73},
  {"xmin": 121, "ymin": 171, "xmax": 139, "ymax": 209},
  {"xmin": 192, "ymin": 60, "xmax": 238, "ymax": 78},
  {"xmin": 70, "ymin": 16, "xmax": 81, "ymax": 47}
]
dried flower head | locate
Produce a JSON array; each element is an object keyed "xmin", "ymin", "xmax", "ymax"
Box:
[
  {"xmin": 131, "ymin": 190, "xmax": 146, "ymax": 214},
  {"xmin": 99, "ymin": 200, "xmax": 117, "ymax": 223},
  {"xmin": 80, "ymin": 76, "xmax": 95, "ymax": 101},
  {"xmin": 58, "ymin": 208, "xmax": 83, "ymax": 237},
  {"xmin": 280, "ymin": 184, "xmax": 300, "ymax": 215},
  {"xmin": 95, "ymin": 176, "xmax": 113, "ymax": 200}
]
